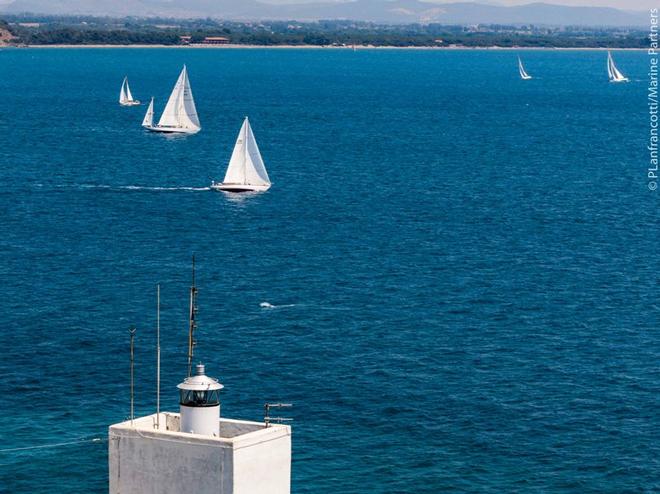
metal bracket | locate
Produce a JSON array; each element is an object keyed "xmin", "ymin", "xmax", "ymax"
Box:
[{"xmin": 264, "ymin": 403, "xmax": 293, "ymax": 428}]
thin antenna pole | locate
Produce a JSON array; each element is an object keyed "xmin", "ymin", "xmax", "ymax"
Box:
[
  {"xmin": 156, "ymin": 284, "xmax": 161, "ymax": 430},
  {"xmin": 129, "ymin": 327, "xmax": 136, "ymax": 426},
  {"xmin": 187, "ymin": 255, "xmax": 198, "ymax": 377}
]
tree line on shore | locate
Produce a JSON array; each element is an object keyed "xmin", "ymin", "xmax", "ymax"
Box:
[{"xmin": 0, "ymin": 16, "xmax": 648, "ymax": 48}]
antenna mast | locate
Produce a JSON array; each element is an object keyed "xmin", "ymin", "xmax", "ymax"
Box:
[
  {"xmin": 156, "ymin": 284, "xmax": 161, "ymax": 430},
  {"xmin": 129, "ymin": 327, "xmax": 136, "ymax": 426},
  {"xmin": 187, "ymin": 255, "xmax": 198, "ymax": 377}
]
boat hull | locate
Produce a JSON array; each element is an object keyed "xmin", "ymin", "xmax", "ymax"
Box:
[
  {"xmin": 609, "ymin": 78, "xmax": 629, "ymax": 83},
  {"xmin": 120, "ymin": 100, "xmax": 141, "ymax": 106},
  {"xmin": 143, "ymin": 125, "xmax": 200, "ymax": 134},
  {"xmin": 210, "ymin": 182, "xmax": 270, "ymax": 193}
]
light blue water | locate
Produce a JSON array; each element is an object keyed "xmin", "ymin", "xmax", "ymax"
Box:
[{"xmin": 0, "ymin": 48, "xmax": 657, "ymax": 493}]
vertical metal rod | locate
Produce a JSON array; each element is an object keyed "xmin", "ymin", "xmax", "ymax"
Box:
[
  {"xmin": 129, "ymin": 327, "xmax": 136, "ymax": 426},
  {"xmin": 156, "ymin": 284, "xmax": 161, "ymax": 430},
  {"xmin": 187, "ymin": 255, "xmax": 197, "ymax": 378}
]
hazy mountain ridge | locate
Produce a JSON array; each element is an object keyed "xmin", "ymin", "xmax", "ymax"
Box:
[{"xmin": 0, "ymin": 0, "xmax": 647, "ymax": 26}]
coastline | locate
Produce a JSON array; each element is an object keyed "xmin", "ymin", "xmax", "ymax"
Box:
[{"xmin": 2, "ymin": 43, "xmax": 646, "ymax": 50}]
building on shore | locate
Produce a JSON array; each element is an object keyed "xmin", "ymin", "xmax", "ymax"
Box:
[{"xmin": 203, "ymin": 36, "xmax": 230, "ymax": 45}]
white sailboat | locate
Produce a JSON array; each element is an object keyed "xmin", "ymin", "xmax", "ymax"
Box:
[
  {"xmin": 119, "ymin": 76, "xmax": 140, "ymax": 106},
  {"xmin": 607, "ymin": 51, "xmax": 629, "ymax": 83},
  {"xmin": 142, "ymin": 65, "xmax": 201, "ymax": 134},
  {"xmin": 518, "ymin": 56, "xmax": 532, "ymax": 80},
  {"xmin": 211, "ymin": 117, "xmax": 271, "ymax": 193}
]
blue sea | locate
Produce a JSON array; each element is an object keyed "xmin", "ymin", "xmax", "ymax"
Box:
[{"xmin": 0, "ymin": 48, "xmax": 657, "ymax": 493}]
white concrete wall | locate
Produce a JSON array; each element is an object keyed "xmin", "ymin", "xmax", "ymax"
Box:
[
  {"xmin": 108, "ymin": 414, "xmax": 291, "ymax": 494},
  {"xmin": 233, "ymin": 427, "xmax": 292, "ymax": 494},
  {"xmin": 109, "ymin": 425, "xmax": 233, "ymax": 494}
]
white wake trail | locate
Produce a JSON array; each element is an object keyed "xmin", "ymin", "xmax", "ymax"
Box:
[
  {"xmin": 260, "ymin": 302, "xmax": 297, "ymax": 310},
  {"xmin": 38, "ymin": 184, "xmax": 211, "ymax": 192}
]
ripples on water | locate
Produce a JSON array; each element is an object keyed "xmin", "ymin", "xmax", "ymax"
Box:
[{"xmin": 0, "ymin": 48, "xmax": 657, "ymax": 493}]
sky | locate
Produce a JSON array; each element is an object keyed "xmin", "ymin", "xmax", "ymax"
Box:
[
  {"xmin": 262, "ymin": 0, "xmax": 659, "ymax": 11},
  {"xmin": 475, "ymin": 0, "xmax": 657, "ymax": 10}
]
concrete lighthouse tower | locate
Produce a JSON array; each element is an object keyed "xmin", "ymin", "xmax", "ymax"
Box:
[
  {"xmin": 108, "ymin": 364, "xmax": 291, "ymax": 493},
  {"xmin": 108, "ymin": 262, "xmax": 291, "ymax": 494},
  {"xmin": 178, "ymin": 362, "xmax": 223, "ymax": 436}
]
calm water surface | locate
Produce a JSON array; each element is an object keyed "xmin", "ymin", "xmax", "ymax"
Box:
[{"xmin": 0, "ymin": 48, "xmax": 657, "ymax": 493}]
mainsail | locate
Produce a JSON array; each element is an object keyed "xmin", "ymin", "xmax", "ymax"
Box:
[
  {"xmin": 223, "ymin": 117, "xmax": 270, "ymax": 187},
  {"xmin": 607, "ymin": 51, "xmax": 628, "ymax": 82},
  {"xmin": 518, "ymin": 56, "xmax": 532, "ymax": 80},
  {"xmin": 119, "ymin": 78, "xmax": 128, "ymax": 104},
  {"xmin": 142, "ymin": 97, "xmax": 154, "ymax": 127},
  {"xmin": 157, "ymin": 65, "xmax": 201, "ymax": 131},
  {"xmin": 125, "ymin": 79, "xmax": 134, "ymax": 102}
]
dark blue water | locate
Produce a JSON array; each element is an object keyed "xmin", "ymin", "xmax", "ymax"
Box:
[{"xmin": 0, "ymin": 48, "xmax": 657, "ymax": 493}]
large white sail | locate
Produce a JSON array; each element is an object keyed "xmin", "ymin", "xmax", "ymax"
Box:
[
  {"xmin": 518, "ymin": 56, "xmax": 532, "ymax": 80},
  {"xmin": 607, "ymin": 51, "xmax": 628, "ymax": 82},
  {"xmin": 119, "ymin": 77, "xmax": 128, "ymax": 104},
  {"xmin": 142, "ymin": 97, "xmax": 154, "ymax": 127},
  {"xmin": 179, "ymin": 69, "xmax": 200, "ymax": 129},
  {"xmin": 223, "ymin": 117, "xmax": 270, "ymax": 187},
  {"xmin": 125, "ymin": 79, "xmax": 134, "ymax": 102},
  {"xmin": 157, "ymin": 65, "xmax": 200, "ymax": 130}
]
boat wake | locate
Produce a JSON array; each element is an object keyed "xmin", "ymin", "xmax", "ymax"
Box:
[
  {"xmin": 115, "ymin": 185, "xmax": 211, "ymax": 192},
  {"xmin": 34, "ymin": 184, "xmax": 211, "ymax": 192},
  {"xmin": 259, "ymin": 301, "xmax": 350, "ymax": 311},
  {"xmin": 260, "ymin": 302, "xmax": 297, "ymax": 309}
]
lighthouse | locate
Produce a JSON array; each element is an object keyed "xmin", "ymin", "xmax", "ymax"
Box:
[
  {"xmin": 108, "ymin": 263, "xmax": 291, "ymax": 494},
  {"xmin": 108, "ymin": 368, "xmax": 291, "ymax": 494},
  {"xmin": 178, "ymin": 363, "xmax": 223, "ymax": 436}
]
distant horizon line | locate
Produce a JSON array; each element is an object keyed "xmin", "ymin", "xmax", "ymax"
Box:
[
  {"xmin": 0, "ymin": 0, "xmax": 652, "ymax": 15},
  {"xmin": 254, "ymin": 0, "xmax": 650, "ymax": 13},
  {"xmin": 0, "ymin": 12, "xmax": 651, "ymax": 22},
  {"xmin": 0, "ymin": 0, "xmax": 650, "ymax": 29}
]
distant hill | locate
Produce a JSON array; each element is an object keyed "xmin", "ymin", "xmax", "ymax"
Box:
[
  {"xmin": 0, "ymin": 24, "xmax": 15, "ymax": 44},
  {"xmin": 0, "ymin": 0, "xmax": 647, "ymax": 27}
]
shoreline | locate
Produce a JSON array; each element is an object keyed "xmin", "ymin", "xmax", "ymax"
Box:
[{"xmin": 1, "ymin": 43, "xmax": 646, "ymax": 50}]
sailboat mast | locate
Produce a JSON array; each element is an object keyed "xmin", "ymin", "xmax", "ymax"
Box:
[{"xmin": 187, "ymin": 255, "xmax": 198, "ymax": 377}]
